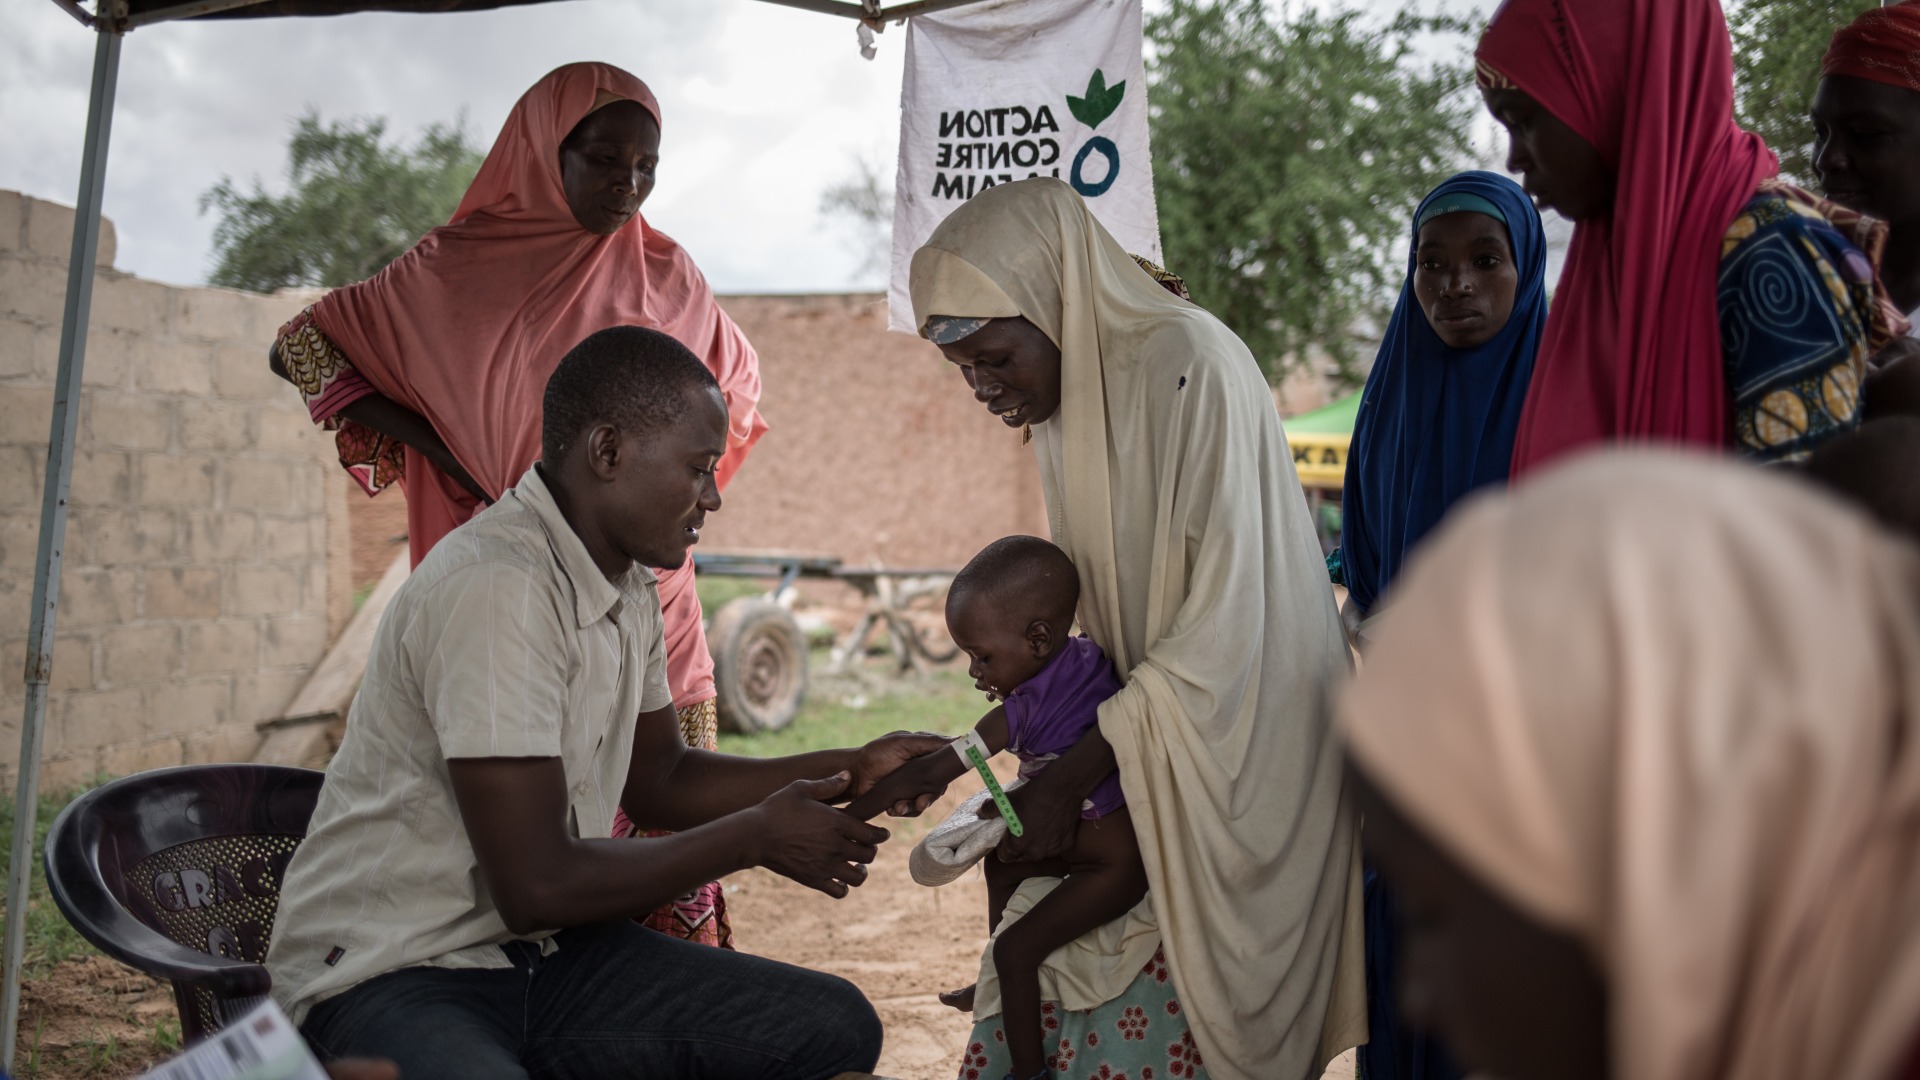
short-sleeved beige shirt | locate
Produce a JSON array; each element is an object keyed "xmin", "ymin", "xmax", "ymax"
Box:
[{"xmin": 267, "ymin": 465, "xmax": 671, "ymax": 1024}]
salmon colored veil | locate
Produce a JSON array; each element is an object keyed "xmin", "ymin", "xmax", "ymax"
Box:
[
  {"xmin": 1477, "ymin": 0, "xmax": 1776, "ymax": 477},
  {"xmin": 311, "ymin": 61, "xmax": 766, "ymax": 707}
]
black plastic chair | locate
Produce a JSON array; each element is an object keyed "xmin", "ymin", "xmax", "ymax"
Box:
[{"xmin": 42, "ymin": 764, "xmax": 324, "ymax": 1041}]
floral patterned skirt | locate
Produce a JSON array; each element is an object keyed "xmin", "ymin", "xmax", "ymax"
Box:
[{"xmin": 957, "ymin": 948, "xmax": 1208, "ymax": 1080}]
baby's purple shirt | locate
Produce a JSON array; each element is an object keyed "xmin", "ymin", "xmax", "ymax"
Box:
[{"xmin": 1002, "ymin": 636, "xmax": 1127, "ymax": 819}]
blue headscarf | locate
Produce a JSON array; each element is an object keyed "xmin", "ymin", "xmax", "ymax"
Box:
[{"xmin": 1339, "ymin": 171, "xmax": 1547, "ymax": 616}]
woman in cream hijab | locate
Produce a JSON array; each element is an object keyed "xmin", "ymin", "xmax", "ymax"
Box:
[
  {"xmin": 1344, "ymin": 450, "xmax": 1920, "ymax": 1080},
  {"xmin": 911, "ymin": 178, "xmax": 1365, "ymax": 1080}
]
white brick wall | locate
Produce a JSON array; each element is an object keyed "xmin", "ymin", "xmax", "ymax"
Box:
[{"xmin": 0, "ymin": 189, "xmax": 349, "ymax": 792}]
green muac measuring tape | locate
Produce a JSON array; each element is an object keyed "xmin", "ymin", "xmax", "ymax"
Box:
[{"xmin": 952, "ymin": 730, "xmax": 1022, "ymax": 837}]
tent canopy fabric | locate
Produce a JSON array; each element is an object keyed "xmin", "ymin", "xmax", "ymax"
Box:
[
  {"xmin": 79, "ymin": 0, "xmax": 975, "ymax": 31},
  {"xmin": 138, "ymin": 0, "xmax": 549, "ymax": 18},
  {"xmin": 1286, "ymin": 391, "xmax": 1356, "ymax": 489}
]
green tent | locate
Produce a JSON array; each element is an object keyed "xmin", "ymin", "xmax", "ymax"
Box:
[{"xmin": 1285, "ymin": 392, "xmax": 1358, "ymax": 488}]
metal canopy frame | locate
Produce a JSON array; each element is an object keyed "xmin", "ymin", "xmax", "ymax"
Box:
[{"xmin": 11, "ymin": 0, "xmax": 1005, "ymax": 1065}]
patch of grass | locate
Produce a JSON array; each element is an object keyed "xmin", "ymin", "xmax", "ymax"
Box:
[
  {"xmin": 719, "ymin": 668, "xmax": 987, "ymax": 759},
  {"xmin": 76, "ymin": 1032, "xmax": 120, "ymax": 1076},
  {"xmin": 148, "ymin": 1015, "xmax": 182, "ymax": 1057},
  {"xmin": 351, "ymin": 581, "xmax": 378, "ymax": 613},
  {"xmin": 20, "ymin": 1019, "xmax": 43, "ymax": 1078},
  {"xmin": 695, "ymin": 574, "xmax": 774, "ymax": 615},
  {"xmin": 0, "ymin": 780, "xmax": 107, "ymax": 979}
]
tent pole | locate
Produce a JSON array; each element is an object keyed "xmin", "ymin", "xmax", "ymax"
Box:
[{"xmin": 1, "ymin": 20, "xmax": 121, "ymax": 1070}]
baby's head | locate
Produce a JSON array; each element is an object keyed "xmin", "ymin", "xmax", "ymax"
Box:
[{"xmin": 946, "ymin": 535, "xmax": 1081, "ymax": 700}]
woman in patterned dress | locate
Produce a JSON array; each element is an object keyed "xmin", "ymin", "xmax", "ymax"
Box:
[{"xmin": 1475, "ymin": 0, "xmax": 1908, "ymax": 472}]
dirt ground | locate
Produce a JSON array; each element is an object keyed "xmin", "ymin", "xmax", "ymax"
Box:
[
  {"xmin": 12, "ymin": 781, "xmax": 1357, "ymax": 1080},
  {"xmin": 728, "ymin": 778, "xmax": 1357, "ymax": 1080},
  {"xmin": 727, "ymin": 780, "xmax": 994, "ymax": 1080}
]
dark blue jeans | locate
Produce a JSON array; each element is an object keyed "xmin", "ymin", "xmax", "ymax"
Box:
[{"xmin": 300, "ymin": 919, "xmax": 882, "ymax": 1080}]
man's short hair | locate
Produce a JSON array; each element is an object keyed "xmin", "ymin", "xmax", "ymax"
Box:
[{"xmin": 541, "ymin": 326, "xmax": 721, "ymax": 463}]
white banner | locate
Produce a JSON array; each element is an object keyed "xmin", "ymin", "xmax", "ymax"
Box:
[{"xmin": 888, "ymin": 0, "xmax": 1161, "ymax": 332}]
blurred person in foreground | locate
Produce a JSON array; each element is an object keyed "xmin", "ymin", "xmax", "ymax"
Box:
[
  {"xmin": 1476, "ymin": 0, "xmax": 1909, "ymax": 471},
  {"xmin": 268, "ymin": 63, "xmax": 763, "ymax": 947},
  {"xmin": 1343, "ymin": 450, "xmax": 1920, "ymax": 1080}
]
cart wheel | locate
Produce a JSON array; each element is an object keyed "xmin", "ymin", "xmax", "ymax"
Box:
[
  {"xmin": 908, "ymin": 616, "xmax": 960, "ymax": 664},
  {"xmin": 710, "ymin": 598, "xmax": 807, "ymax": 734}
]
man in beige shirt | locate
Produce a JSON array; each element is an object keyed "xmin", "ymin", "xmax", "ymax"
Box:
[{"xmin": 267, "ymin": 326, "xmax": 946, "ymax": 1079}]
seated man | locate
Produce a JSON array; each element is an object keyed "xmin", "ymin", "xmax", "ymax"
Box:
[{"xmin": 267, "ymin": 325, "xmax": 946, "ymax": 1080}]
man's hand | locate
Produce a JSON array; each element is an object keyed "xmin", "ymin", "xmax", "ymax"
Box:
[
  {"xmin": 849, "ymin": 731, "xmax": 953, "ymax": 816},
  {"xmin": 751, "ymin": 773, "xmax": 893, "ymax": 897}
]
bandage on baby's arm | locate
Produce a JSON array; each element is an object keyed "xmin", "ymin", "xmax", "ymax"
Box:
[{"xmin": 953, "ymin": 730, "xmax": 1023, "ymax": 837}]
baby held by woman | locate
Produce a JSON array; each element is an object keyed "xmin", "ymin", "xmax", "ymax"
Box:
[{"xmin": 845, "ymin": 535, "xmax": 1147, "ymax": 1080}]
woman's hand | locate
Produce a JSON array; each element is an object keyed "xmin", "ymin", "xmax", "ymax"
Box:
[
  {"xmin": 426, "ymin": 445, "xmax": 494, "ymax": 506},
  {"xmin": 985, "ymin": 726, "xmax": 1118, "ymax": 861},
  {"xmin": 1338, "ymin": 589, "xmax": 1364, "ymax": 651},
  {"xmin": 981, "ymin": 766, "xmax": 1084, "ymax": 862},
  {"xmin": 849, "ymin": 731, "xmax": 952, "ymax": 816},
  {"xmin": 335, "ymin": 393, "xmax": 493, "ymax": 505}
]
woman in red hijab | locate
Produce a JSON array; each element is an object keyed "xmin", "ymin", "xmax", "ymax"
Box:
[
  {"xmin": 268, "ymin": 62, "xmax": 765, "ymax": 949},
  {"xmin": 1475, "ymin": 0, "xmax": 1910, "ymax": 473}
]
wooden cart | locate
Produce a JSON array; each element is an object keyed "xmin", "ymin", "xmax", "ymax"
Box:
[{"xmin": 694, "ymin": 552, "xmax": 958, "ymax": 734}]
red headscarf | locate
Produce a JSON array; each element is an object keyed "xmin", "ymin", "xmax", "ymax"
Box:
[
  {"xmin": 311, "ymin": 62, "xmax": 767, "ymax": 707},
  {"xmin": 1824, "ymin": 1, "xmax": 1920, "ymax": 93},
  {"xmin": 1478, "ymin": 0, "xmax": 1777, "ymax": 477}
]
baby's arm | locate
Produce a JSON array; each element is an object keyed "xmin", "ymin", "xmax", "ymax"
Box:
[{"xmin": 841, "ymin": 706, "xmax": 1010, "ymax": 821}]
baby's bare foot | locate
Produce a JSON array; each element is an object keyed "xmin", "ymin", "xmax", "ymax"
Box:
[{"xmin": 939, "ymin": 984, "xmax": 977, "ymax": 1012}]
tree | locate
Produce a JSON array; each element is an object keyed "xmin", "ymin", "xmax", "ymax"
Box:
[
  {"xmin": 1147, "ymin": 0, "xmax": 1477, "ymax": 382},
  {"xmin": 1729, "ymin": 0, "xmax": 1865, "ymax": 186},
  {"xmin": 818, "ymin": 152, "xmax": 896, "ymax": 283},
  {"xmin": 201, "ymin": 111, "xmax": 484, "ymax": 293}
]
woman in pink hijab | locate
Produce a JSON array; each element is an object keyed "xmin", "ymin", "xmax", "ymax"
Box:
[
  {"xmin": 1476, "ymin": 0, "xmax": 1908, "ymax": 474},
  {"xmin": 269, "ymin": 62, "xmax": 764, "ymax": 948}
]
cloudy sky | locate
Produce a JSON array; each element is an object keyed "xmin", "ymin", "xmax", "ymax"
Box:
[
  {"xmin": 2, "ymin": 0, "xmax": 911, "ymax": 292},
  {"xmin": 2, "ymin": 0, "xmax": 1504, "ymax": 295}
]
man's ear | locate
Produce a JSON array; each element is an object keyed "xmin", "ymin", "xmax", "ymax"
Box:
[
  {"xmin": 1026, "ymin": 618, "xmax": 1056, "ymax": 661},
  {"xmin": 584, "ymin": 422, "xmax": 623, "ymax": 481}
]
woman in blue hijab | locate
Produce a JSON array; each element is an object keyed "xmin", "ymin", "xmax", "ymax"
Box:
[
  {"xmin": 1339, "ymin": 170, "xmax": 1546, "ymax": 622},
  {"xmin": 1341, "ymin": 171, "xmax": 1547, "ymax": 1080}
]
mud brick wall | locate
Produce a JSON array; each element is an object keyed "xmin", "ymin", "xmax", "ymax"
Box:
[
  {"xmin": 704, "ymin": 293, "xmax": 1047, "ymax": 569},
  {"xmin": 0, "ymin": 190, "xmax": 350, "ymax": 792}
]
